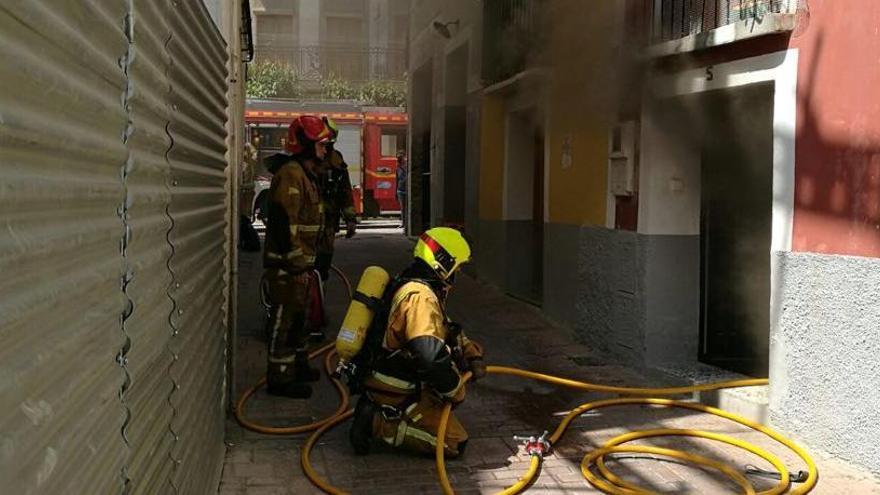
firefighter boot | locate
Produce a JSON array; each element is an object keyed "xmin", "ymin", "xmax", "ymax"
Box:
[
  {"xmin": 349, "ymin": 396, "xmax": 376, "ymax": 455},
  {"xmin": 266, "ymin": 362, "xmax": 313, "ymax": 399},
  {"xmin": 294, "ymin": 350, "xmax": 321, "ymax": 382}
]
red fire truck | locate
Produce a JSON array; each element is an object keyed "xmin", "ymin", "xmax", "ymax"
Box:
[{"xmin": 244, "ymin": 99, "xmax": 407, "ymax": 218}]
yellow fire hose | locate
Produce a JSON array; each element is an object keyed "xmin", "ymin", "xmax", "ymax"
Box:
[
  {"xmin": 233, "ymin": 264, "xmax": 354, "ymax": 434},
  {"xmin": 435, "ymin": 370, "xmax": 818, "ymax": 495},
  {"xmin": 236, "ymin": 266, "xmax": 818, "ymax": 494},
  {"xmin": 233, "ymin": 342, "xmax": 347, "ymax": 434}
]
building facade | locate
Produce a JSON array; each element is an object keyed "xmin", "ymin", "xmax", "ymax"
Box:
[
  {"xmin": 251, "ymin": 0, "xmax": 409, "ymax": 86},
  {"xmin": 409, "ymin": 0, "xmax": 880, "ymax": 476}
]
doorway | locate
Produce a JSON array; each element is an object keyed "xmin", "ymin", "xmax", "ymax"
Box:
[
  {"xmin": 504, "ymin": 107, "xmax": 544, "ymax": 305},
  {"xmin": 697, "ymin": 83, "xmax": 774, "ymax": 376},
  {"xmin": 443, "ymin": 44, "xmax": 468, "ymax": 225},
  {"xmin": 410, "ymin": 61, "xmax": 433, "ymax": 233}
]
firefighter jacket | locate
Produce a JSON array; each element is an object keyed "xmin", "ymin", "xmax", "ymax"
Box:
[
  {"xmin": 320, "ymin": 149, "xmax": 356, "ymax": 225},
  {"xmin": 263, "ymin": 158, "xmax": 323, "ymax": 274},
  {"xmin": 378, "ymin": 281, "xmax": 483, "ymax": 399}
]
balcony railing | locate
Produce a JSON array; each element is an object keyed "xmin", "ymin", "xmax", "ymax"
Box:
[
  {"xmin": 481, "ymin": 0, "xmax": 544, "ymax": 86},
  {"xmin": 649, "ymin": 0, "xmax": 796, "ymax": 44},
  {"xmin": 254, "ymin": 44, "xmax": 407, "ymax": 82}
]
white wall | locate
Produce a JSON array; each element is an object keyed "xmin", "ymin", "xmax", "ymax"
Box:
[
  {"xmin": 503, "ymin": 110, "xmax": 536, "ymax": 221},
  {"xmin": 640, "ymin": 49, "xmax": 798, "ymax": 252},
  {"xmin": 637, "ymin": 102, "xmax": 702, "ymax": 236}
]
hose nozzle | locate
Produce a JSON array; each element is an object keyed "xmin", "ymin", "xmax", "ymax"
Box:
[{"xmin": 744, "ymin": 465, "xmax": 809, "ymax": 483}]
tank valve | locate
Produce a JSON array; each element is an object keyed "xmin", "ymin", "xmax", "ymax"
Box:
[
  {"xmin": 513, "ymin": 431, "xmax": 551, "ymax": 458},
  {"xmin": 333, "ymin": 360, "xmax": 354, "ymax": 380},
  {"xmin": 745, "ymin": 465, "xmax": 809, "ymax": 483}
]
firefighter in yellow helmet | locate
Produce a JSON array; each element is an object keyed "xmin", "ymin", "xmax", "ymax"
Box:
[
  {"xmin": 348, "ymin": 227, "xmax": 486, "ymax": 457},
  {"xmin": 262, "ymin": 115, "xmax": 332, "ymax": 399}
]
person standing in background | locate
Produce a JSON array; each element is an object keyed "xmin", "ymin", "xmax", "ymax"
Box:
[{"xmin": 396, "ymin": 151, "xmax": 408, "ymax": 231}]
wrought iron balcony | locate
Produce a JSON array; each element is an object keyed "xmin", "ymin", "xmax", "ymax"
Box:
[
  {"xmin": 648, "ymin": 0, "xmax": 797, "ymax": 44},
  {"xmin": 481, "ymin": 0, "xmax": 544, "ymax": 86},
  {"xmin": 253, "ymin": 44, "xmax": 407, "ymax": 83}
]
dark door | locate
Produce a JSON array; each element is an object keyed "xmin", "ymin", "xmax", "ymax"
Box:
[
  {"xmin": 531, "ymin": 126, "xmax": 545, "ymax": 304},
  {"xmin": 699, "ymin": 84, "xmax": 774, "ymax": 377},
  {"xmin": 443, "ymin": 45, "xmax": 468, "ymax": 225},
  {"xmin": 410, "ymin": 62, "xmax": 433, "ymax": 233},
  {"xmin": 443, "ymin": 109, "xmax": 466, "ymax": 224}
]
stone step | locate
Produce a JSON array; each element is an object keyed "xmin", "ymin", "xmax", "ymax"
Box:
[{"xmin": 653, "ymin": 362, "xmax": 769, "ymax": 425}]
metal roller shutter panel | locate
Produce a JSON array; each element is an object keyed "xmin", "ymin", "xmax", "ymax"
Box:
[
  {"xmin": 0, "ymin": 1, "xmax": 231, "ymax": 493},
  {"xmin": 0, "ymin": 2, "xmax": 129, "ymax": 494},
  {"xmin": 165, "ymin": 1, "xmax": 229, "ymax": 493}
]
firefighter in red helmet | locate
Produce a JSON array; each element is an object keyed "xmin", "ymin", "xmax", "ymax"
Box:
[
  {"xmin": 315, "ymin": 116, "xmax": 357, "ymax": 283},
  {"xmin": 262, "ymin": 115, "xmax": 332, "ymax": 398}
]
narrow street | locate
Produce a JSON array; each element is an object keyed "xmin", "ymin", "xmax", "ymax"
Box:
[
  {"xmin": 6, "ymin": 2, "xmax": 880, "ymax": 494},
  {"xmin": 221, "ymin": 232, "xmax": 880, "ymax": 495}
]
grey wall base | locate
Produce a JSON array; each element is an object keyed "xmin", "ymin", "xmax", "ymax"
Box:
[
  {"xmin": 472, "ymin": 221, "xmax": 880, "ymax": 475},
  {"xmin": 473, "ymin": 222, "xmax": 700, "ymax": 368},
  {"xmin": 769, "ymin": 251, "xmax": 880, "ymax": 476}
]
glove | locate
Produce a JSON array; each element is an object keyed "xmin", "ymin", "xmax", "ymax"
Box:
[
  {"xmin": 345, "ymin": 220, "xmax": 357, "ymax": 238},
  {"xmin": 447, "ymin": 321, "xmax": 463, "ymax": 339},
  {"xmin": 468, "ymin": 358, "xmax": 487, "ymax": 381}
]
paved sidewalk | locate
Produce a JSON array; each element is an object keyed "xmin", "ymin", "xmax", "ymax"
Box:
[{"xmin": 220, "ymin": 233, "xmax": 880, "ymax": 494}]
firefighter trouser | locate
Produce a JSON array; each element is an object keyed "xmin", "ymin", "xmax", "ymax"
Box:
[
  {"xmin": 265, "ymin": 268, "xmax": 310, "ymax": 384},
  {"xmin": 315, "ymin": 214, "xmax": 339, "ymax": 281},
  {"xmin": 364, "ymin": 375, "xmax": 468, "ymax": 457}
]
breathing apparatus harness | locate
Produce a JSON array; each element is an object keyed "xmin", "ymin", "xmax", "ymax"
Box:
[{"xmin": 342, "ymin": 260, "xmax": 462, "ymax": 401}]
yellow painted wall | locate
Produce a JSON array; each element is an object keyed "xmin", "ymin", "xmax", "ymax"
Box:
[
  {"xmin": 477, "ymin": 0, "xmax": 625, "ymax": 227},
  {"xmin": 546, "ymin": 100, "xmax": 610, "ymax": 226},
  {"xmin": 478, "ymin": 88, "xmax": 611, "ymax": 226},
  {"xmin": 543, "ymin": 0, "xmax": 623, "ymax": 227},
  {"xmin": 479, "ymin": 95, "xmax": 505, "ymax": 221}
]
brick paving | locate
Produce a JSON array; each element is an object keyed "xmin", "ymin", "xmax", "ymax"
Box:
[{"xmin": 220, "ymin": 232, "xmax": 880, "ymax": 494}]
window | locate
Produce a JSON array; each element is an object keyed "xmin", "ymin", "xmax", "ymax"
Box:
[
  {"xmin": 253, "ymin": 127, "xmax": 287, "ymax": 151},
  {"xmin": 258, "ymin": 14, "xmax": 294, "ymax": 37},
  {"xmin": 391, "ymin": 14, "xmax": 408, "ymax": 44},
  {"xmin": 325, "ymin": 16, "xmax": 364, "ymax": 44},
  {"xmin": 380, "ymin": 127, "xmax": 407, "ymax": 157}
]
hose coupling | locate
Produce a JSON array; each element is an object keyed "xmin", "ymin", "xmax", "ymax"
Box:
[{"xmin": 513, "ymin": 431, "xmax": 551, "ymax": 458}]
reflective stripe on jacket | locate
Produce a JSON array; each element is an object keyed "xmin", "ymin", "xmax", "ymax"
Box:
[{"xmin": 263, "ymin": 159, "xmax": 323, "ymax": 273}]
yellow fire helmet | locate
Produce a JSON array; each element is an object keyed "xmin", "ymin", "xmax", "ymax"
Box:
[{"xmin": 413, "ymin": 227, "xmax": 471, "ymax": 280}]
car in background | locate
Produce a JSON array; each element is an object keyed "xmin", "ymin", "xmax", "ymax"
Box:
[{"xmin": 251, "ymin": 175, "xmax": 271, "ymax": 223}]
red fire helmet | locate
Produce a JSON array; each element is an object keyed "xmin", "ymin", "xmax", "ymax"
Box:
[{"xmin": 286, "ymin": 115, "xmax": 332, "ymax": 154}]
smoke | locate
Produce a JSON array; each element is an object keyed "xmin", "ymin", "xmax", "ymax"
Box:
[{"xmin": 534, "ymin": 0, "xmax": 644, "ymax": 127}]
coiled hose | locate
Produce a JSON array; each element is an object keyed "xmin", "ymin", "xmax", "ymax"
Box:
[
  {"xmin": 235, "ymin": 264, "xmax": 353, "ymax": 434},
  {"xmin": 236, "ymin": 266, "xmax": 818, "ymax": 494}
]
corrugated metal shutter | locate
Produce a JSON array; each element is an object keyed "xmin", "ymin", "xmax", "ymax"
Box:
[
  {"xmin": 0, "ymin": 1, "xmax": 230, "ymax": 493},
  {"xmin": 165, "ymin": 1, "xmax": 229, "ymax": 493},
  {"xmin": 0, "ymin": 2, "xmax": 129, "ymax": 494},
  {"xmin": 337, "ymin": 125, "xmax": 363, "ymax": 187},
  {"xmin": 126, "ymin": 0, "xmax": 177, "ymax": 493}
]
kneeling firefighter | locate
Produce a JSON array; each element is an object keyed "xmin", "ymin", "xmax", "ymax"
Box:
[
  {"xmin": 337, "ymin": 227, "xmax": 486, "ymax": 457},
  {"xmin": 263, "ymin": 115, "xmax": 332, "ymax": 399}
]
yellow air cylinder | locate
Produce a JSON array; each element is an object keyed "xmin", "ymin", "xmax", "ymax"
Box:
[{"xmin": 335, "ymin": 266, "xmax": 391, "ymax": 368}]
